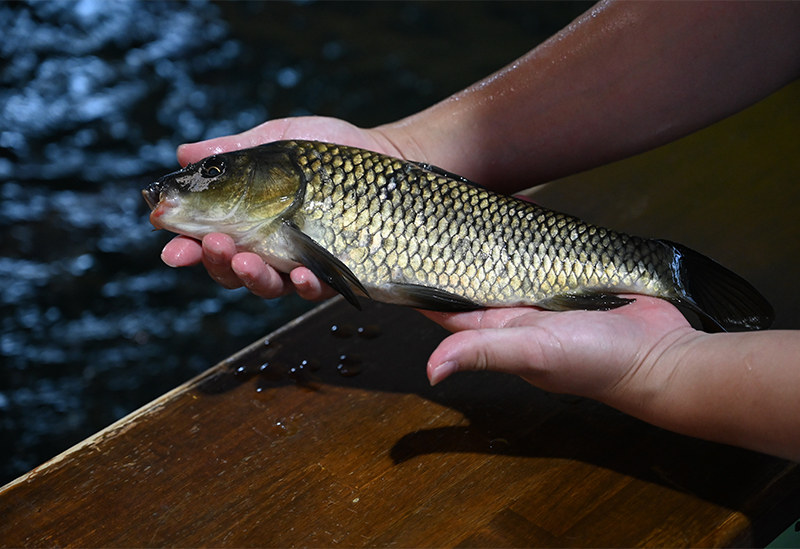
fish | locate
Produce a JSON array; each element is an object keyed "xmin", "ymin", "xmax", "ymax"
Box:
[{"xmin": 143, "ymin": 140, "xmax": 774, "ymax": 332}]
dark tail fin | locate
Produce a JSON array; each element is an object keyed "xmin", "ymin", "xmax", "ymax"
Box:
[{"xmin": 660, "ymin": 240, "xmax": 774, "ymax": 332}]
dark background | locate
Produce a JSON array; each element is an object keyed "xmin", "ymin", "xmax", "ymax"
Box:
[{"xmin": 0, "ymin": 1, "xmax": 593, "ymax": 486}]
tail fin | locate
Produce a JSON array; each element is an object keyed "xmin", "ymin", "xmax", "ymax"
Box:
[{"xmin": 660, "ymin": 240, "xmax": 774, "ymax": 332}]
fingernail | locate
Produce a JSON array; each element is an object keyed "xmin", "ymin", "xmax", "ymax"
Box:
[
  {"xmin": 429, "ymin": 360, "xmax": 457, "ymax": 386},
  {"xmin": 161, "ymin": 250, "xmax": 178, "ymax": 268},
  {"xmin": 161, "ymin": 242, "xmax": 185, "ymax": 268}
]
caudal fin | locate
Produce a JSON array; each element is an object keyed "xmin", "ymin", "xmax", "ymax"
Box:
[{"xmin": 662, "ymin": 240, "xmax": 774, "ymax": 332}]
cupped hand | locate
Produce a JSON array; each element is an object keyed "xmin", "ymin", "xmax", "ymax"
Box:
[
  {"xmin": 421, "ymin": 296, "xmax": 702, "ymax": 407},
  {"xmin": 160, "ymin": 116, "xmax": 415, "ymax": 301}
]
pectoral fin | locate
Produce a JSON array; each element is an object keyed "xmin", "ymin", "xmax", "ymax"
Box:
[
  {"xmin": 538, "ymin": 293, "xmax": 635, "ymax": 312},
  {"xmin": 283, "ymin": 220, "xmax": 369, "ymax": 310},
  {"xmin": 389, "ymin": 283, "xmax": 481, "ymax": 312}
]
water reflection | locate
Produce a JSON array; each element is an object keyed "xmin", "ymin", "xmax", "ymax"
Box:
[
  {"xmin": 1, "ymin": 1, "xmax": 249, "ymax": 182},
  {"xmin": 0, "ymin": 0, "xmax": 592, "ymax": 484},
  {"xmin": 0, "ymin": 0, "xmax": 305, "ymax": 483}
]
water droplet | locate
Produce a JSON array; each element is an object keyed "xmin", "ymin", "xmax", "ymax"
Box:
[
  {"xmin": 255, "ymin": 376, "xmax": 281, "ymax": 395},
  {"xmin": 272, "ymin": 417, "xmax": 299, "ymax": 437},
  {"xmin": 336, "ymin": 354, "xmax": 364, "ymax": 377},
  {"xmin": 357, "ymin": 324, "xmax": 382, "ymax": 339},
  {"xmin": 232, "ymin": 360, "xmax": 260, "ymax": 379},
  {"xmin": 330, "ymin": 324, "xmax": 355, "ymax": 338},
  {"xmin": 300, "ymin": 358, "xmax": 320, "ymax": 372},
  {"xmin": 489, "ymin": 438, "xmax": 509, "ymax": 451},
  {"xmin": 276, "ymin": 359, "xmax": 319, "ymax": 391},
  {"xmin": 259, "ymin": 361, "xmax": 284, "ymax": 381}
]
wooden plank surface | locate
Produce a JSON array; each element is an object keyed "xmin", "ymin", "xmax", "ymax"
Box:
[
  {"xmin": 1, "ymin": 298, "xmax": 798, "ymax": 548},
  {"xmin": 2, "ymin": 80, "xmax": 799, "ymax": 548}
]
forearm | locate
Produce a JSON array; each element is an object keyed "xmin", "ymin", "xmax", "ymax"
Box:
[
  {"xmin": 615, "ymin": 331, "xmax": 800, "ymax": 461},
  {"xmin": 378, "ymin": 0, "xmax": 800, "ymax": 193}
]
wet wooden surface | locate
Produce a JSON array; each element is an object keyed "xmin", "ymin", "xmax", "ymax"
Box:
[{"xmin": 2, "ymin": 80, "xmax": 799, "ymax": 547}]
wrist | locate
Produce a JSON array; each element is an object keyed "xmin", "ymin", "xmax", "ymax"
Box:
[
  {"xmin": 373, "ymin": 105, "xmax": 469, "ymax": 170},
  {"xmin": 598, "ymin": 328, "xmax": 705, "ymax": 429}
]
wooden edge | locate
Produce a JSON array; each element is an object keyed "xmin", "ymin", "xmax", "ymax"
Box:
[{"xmin": 0, "ymin": 297, "xmax": 342, "ymax": 494}]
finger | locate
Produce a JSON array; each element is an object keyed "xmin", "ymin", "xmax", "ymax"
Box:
[
  {"xmin": 200, "ymin": 233, "xmax": 245, "ymax": 289},
  {"xmin": 289, "ymin": 267, "xmax": 339, "ymax": 301},
  {"xmin": 230, "ymin": 253, "xmax": 294, "ymax": 299},
  {"xmin": 427, "ymin": 326, "xmax": 558, "ymax": 386},
  {"xmin": 161, "ymin": 236, "xmax": 203, "ymax": 267}
]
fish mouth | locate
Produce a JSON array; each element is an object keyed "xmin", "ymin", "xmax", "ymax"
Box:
[{"xmin": 142, "ymin": 180, "xmax": 164, "ymax": 210}]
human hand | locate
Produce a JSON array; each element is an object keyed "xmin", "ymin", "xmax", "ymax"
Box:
[
  {"xmin": 160, "ymin": 116, "xmax": 412, "ymax": 301},
  {"xmin": 421, "ymin": 295, "xmax": 701, "ymax": 407}
]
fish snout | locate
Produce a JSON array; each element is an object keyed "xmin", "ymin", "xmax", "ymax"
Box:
[{"xmin": 142, "ymin": 180, "xmax": 164, "ymax": 210}]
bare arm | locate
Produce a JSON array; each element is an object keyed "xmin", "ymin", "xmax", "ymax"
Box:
[
  {"xmin": 380, "ymin": 0, "xmax": 800, "ymax": 192},
  {"xmin": 632, "ymin": 330, "xmax": 800, "ymax": 461}
]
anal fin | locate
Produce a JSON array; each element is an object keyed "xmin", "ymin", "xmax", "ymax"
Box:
[
  {"xmin": 283, "ymin": 220, "xmax": 369, "ymax": 310},
  {"xmin": 539, "ymin": 293, "xmax": 635, "ymax": 312}
]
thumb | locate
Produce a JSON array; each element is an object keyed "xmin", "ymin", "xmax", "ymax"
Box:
[{"xmin": 427, "ymin": 326, "xmax": 562, "ymax": 386}]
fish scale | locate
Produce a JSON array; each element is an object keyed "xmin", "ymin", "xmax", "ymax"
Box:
[
  {"xmin": 292, "ymin": 141, "xmax": 672, "ymax": 306},
  {"xmin": 143, "ymin": 140, "xmax": 774, "ymax": 332}
]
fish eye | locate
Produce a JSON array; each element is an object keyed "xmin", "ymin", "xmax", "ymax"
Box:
[{"xmin": 200, "ymin": 156, "xmax": 226, "ymax": 178}]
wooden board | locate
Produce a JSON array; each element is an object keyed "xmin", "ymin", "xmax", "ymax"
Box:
[
  {"xmin": 2, "ymin": 80, "xmax": 799, "ymax": 548},
  {"xmin": 1, "ymin": 297, "xmax": 798, "ymax": 547}
]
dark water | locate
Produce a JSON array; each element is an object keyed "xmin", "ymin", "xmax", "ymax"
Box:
[{"xmin": 0, "ymin": 1, "xmax": 593, "ymax": 485}]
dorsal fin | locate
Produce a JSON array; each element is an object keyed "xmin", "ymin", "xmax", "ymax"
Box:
[{"xmin": 410, "ymin": 161, "xmax": 486, "ymax": 189}]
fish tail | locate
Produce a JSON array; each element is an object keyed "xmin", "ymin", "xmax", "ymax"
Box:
[{"xmin": 661, "ymin": 240, "xmax": 774, "ymax": 332}]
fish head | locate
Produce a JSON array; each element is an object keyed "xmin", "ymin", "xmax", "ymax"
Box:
[{"xmin": 143, "ymin": 144, "xmax": 304, "ymax": 241}]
